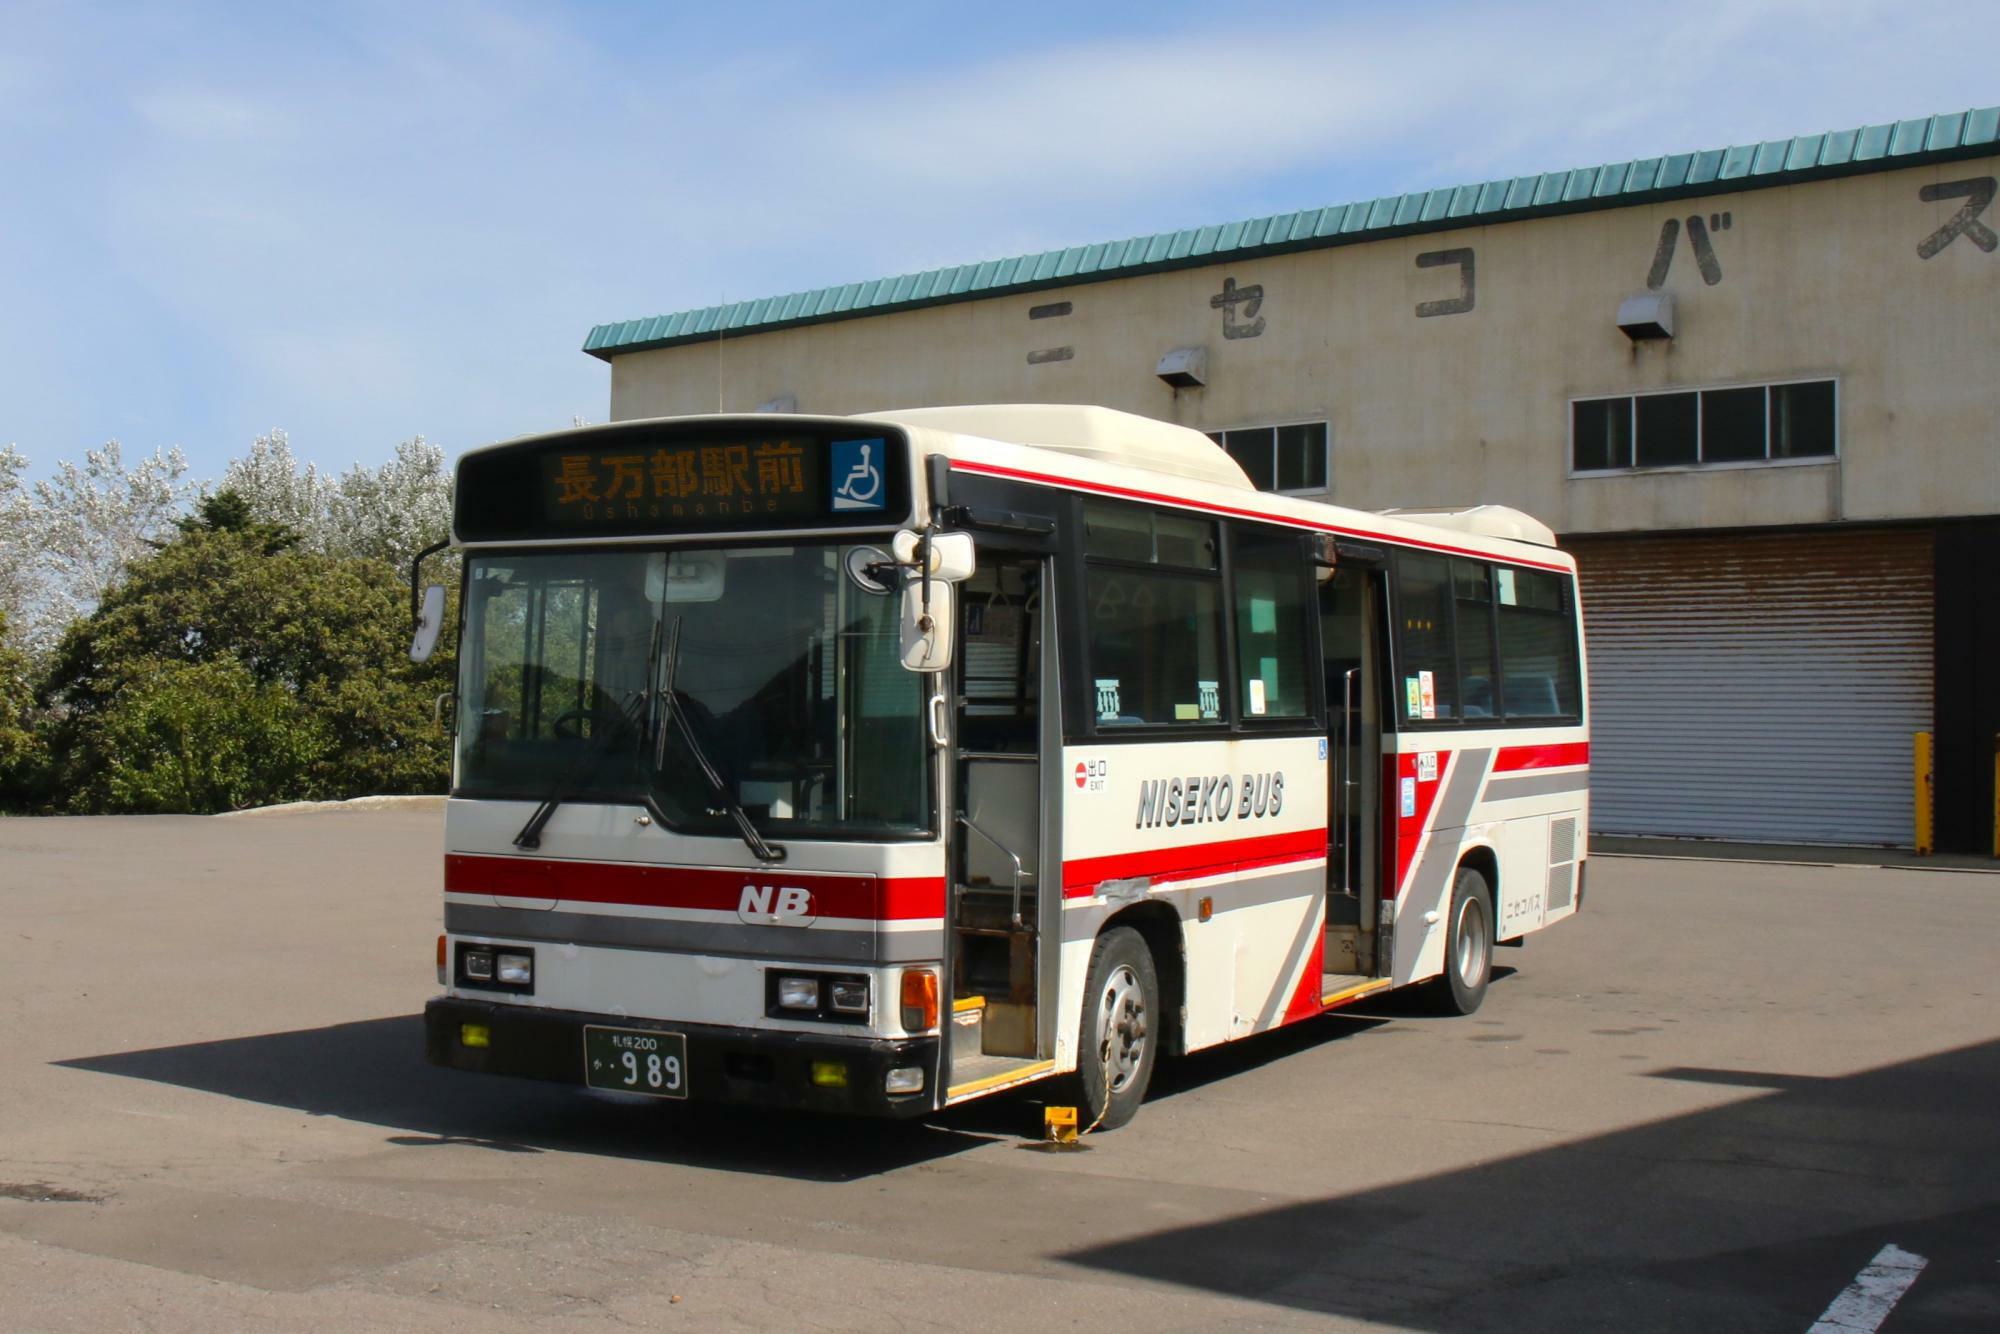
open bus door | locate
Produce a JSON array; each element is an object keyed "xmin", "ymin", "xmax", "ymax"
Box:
[
  {"xmin": 1319, "ymin": 553, "xmax": 1385, "ymax": 989},
  {"xmin": 942, "ymin": 546, "xmax": 1059, "ymax": 1098}
]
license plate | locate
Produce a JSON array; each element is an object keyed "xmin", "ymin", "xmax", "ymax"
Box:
[{"xmin": 583, "ymin": 1025, "xmax": 688, "ymax": 1099}]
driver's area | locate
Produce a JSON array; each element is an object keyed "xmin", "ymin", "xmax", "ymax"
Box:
[{"xmin": 453, "ymin": 546, "xmax": 931, "ymax": 843}]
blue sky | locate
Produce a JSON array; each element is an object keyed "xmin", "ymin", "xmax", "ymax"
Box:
[{"xmin": 0, "ymin": 0, "xmax": 1989, "ymax": 481}]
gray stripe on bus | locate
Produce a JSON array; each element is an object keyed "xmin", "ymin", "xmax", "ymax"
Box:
[
  {"xmin": 1482, "ymin": 771, "xmax": 1589, "ymax": 802},
  {"xmin": 443, "ymin": 902, "xmax": 938, "ymax": 963}
]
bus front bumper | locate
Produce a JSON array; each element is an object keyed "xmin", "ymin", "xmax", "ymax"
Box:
[{"xmin": 424, "ymin": 997, "xmax": 939, "ymax": 1117}]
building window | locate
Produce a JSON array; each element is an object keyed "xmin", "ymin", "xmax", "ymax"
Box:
[
  {"xmin": 1571, "ymin": 380, "xmax": 1836, "ymax": 474},
  {"xmin": 1207, "ymin": 422, "xmax": 1329, "ymax": 494}
]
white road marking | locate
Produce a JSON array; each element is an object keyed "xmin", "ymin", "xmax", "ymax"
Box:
[{"xmin": 1807, "ymin": 1243, "xmax": 1929, "ymax": 1333}]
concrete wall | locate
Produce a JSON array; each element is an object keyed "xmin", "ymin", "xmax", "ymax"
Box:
[{"xmin": 609, "ymin": 155, "xmax": 2000, "ymax": 536}]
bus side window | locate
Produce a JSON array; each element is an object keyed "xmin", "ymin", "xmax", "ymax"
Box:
[
  {"xmin": 1229, "ymin": 526, "xmax": 1315, "ymax": 720},
  {"xmin": 1496, "ymin": 567, "xmax": 1582, "ymax": 720},
  {"xmin": 1454, "ymin": 561, "xmax": 1498, "ymax": 719},
  {"xmin": 1395, "ymin": 553, "xmax": 1458, "ymax": 723},
  {"xmin": 1083, "ymin": 567, "xmax": 1225, "ymax": 726},
  {"xmin": 1082, "ymin": 499, "xmax": 1225, "ymax": 728}
]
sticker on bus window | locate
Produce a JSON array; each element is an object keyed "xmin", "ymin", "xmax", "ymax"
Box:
[
  {"xmin": 1400, "ymin": 776, "xmax": 1417, "ymax": 818},
  {"xmin": 1248, "ymin": 678, "xmax": 1267, "ymax": 715},
  {"xmin": 1175, "ymin": 703, "xmax": 1199, "ymax": 720},
  {"xmin": 1418, "ymin": 671, "xmax": 1436, "ymax": 720},
  {"xmin": 1496, "ymin": 569, "xmax": 1518, "ymax": 606},
  {"xmin": 1405, "ymin": 677, "xmax": 1422, "ymax": 716},
  {"xmin": 1094, "ymin": 679, "xmax": 1122, "ymax": 721},
  {"xmin": 1198, "ymin": 680, "xmax": 1220, "ymax": 719}
]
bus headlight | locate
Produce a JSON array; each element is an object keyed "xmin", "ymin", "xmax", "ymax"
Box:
[
  {"xmin": 828, "ymin": 979, "xmax": 869, "ymax": 1015},
  {"xmin": 456, "ymin": 943, "xmax": 533, "ymax": 992},
  {"xmin": 885, "ymin": 1066, "xmax": 925, "ymax": 1095},
  {"xmin": 776, "ymin": 976, "xmax": 820, "ymax": 1010}
]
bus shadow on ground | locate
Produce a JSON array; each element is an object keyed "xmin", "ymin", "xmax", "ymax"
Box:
[
  {"xmin": 1056, "ymin": 1038, "xmax": 2000, "ymax": 1330},
  {"xmin": 53, "ymin": 1000, "xmax": 1400, "ymax": 1179},
  {"xmin": 52, "ymin": 1015, "xmax": 985, "ymax": 1182}
]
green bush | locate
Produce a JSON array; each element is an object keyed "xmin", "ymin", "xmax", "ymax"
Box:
[
  {"xmin": 0, "ymin": 612, "xmax": 43, "ymax": 801},
  {"xmin": 93, "ymin": 657, "xmax": 327, "ymax": 812},
  {"xmin": 37, "ymin": 512, "xmax": 454, "ymax": 813}
]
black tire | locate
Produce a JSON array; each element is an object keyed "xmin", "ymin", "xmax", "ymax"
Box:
[
  {"xmin": 1076, "ymin": 927, "xmax": 1159, "ymax": 1132},
  {"xmin": 1431, "ymin": 865, "xmax": 1494, "ymax": 1016}
]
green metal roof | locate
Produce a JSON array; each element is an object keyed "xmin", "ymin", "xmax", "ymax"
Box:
[{"xmin": 585, "ymin": 105, "xmax": 2000, "ymax": 361}]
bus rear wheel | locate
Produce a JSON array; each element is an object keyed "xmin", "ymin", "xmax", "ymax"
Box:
[
  {"xmin": 1431, "ymin": 866, "xmax": 1493, "ymax": 1016},
  {"xmin": 1076, "ymin": 927, "xmax": 1158, "ymax": 1132}
]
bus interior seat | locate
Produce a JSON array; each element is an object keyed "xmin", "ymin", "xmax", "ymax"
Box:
[{"xmin": 1509, "ymin": 673, "xmax": 1560, "ymax": 717}]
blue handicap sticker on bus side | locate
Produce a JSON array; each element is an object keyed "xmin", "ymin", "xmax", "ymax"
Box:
[{"xmin": 830, "ymin": 438, "xmax": 886, "ymax": 512}]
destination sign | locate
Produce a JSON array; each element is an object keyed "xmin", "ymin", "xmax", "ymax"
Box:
[
  {"xmin": 542, "ymin": 438, "xmax": 819, "ymax": 525},
  {"xmin": 453, "ymin": 422, "xmax": 912, "ymax": 542}
]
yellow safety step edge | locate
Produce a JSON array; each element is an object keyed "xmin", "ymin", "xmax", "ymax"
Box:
[
  {"xmin": 1322, "ymin": 977, "xmax": 1393, "ymax": 1007},
  {"xmin": 946, "ymin": 1059, "xmax": 1055, "ymax": 1101}
]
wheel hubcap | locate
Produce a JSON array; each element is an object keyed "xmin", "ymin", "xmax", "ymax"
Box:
[
  {"xmin": 1093, "ymin": 964, "xmax": 1148, "ymax": 1093},
  {"xmin": 1455, "ymin": 896, "xmax": 1489, "ymax": 986}
]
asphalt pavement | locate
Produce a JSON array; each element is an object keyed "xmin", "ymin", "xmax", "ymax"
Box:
[{"xmin": 2, "ymin": 809, "xmax": 1996, "ymax": 1331}]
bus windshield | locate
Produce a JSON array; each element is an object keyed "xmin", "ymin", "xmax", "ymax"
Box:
[{"xmin": 456, "ymin": 544, "xmax": 931, "ymax": 839}]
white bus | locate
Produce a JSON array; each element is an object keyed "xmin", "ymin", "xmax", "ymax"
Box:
[{"xmin": 419, "ymin": 405, "xmax": 1588, "ymax": 1129}]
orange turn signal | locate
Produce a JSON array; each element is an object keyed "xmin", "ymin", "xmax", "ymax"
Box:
[{"xmin": 899, "ymin": 968, "xmax": 939, "ymax": 1033}]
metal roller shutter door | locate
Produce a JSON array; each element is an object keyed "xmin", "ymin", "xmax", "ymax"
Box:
[{"xmin": 1571, "ymin": 528, "xmax": 1934, "ymax": 846}]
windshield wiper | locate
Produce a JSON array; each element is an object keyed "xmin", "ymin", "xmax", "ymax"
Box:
[
  {"xmin": 512, "ymin": 619, "xmax": 663, "ymax": 851},
  {"xmin": 655, "ymin": 616, "xmax": 786, "ymax": 863}
]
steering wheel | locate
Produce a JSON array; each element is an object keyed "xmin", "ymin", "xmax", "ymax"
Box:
[{"xmin": 549, "ymin": 706, "xmax": 630, "ymax": 742}]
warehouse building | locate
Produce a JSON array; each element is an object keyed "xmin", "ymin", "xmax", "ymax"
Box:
[{"xmin": 584, "ymin": 106, "xmax": 2000, "ymax": 853}]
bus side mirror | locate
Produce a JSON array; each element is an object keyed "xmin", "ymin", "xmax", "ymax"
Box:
[
  {"xmin": 409, "ymin": 584, "xmax": 446, "ymax": 663},
  {"xmin": 899, "ymin": 580, "xmax": 956, "ymax": 672},
  {"xmin": 892, "ymin": 529, "xmax": 975, "ymax": 581}
]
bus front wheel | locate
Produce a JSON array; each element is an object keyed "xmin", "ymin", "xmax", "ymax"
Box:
[
  {"xmin": 1432, "ymin": 865, "xmax": 1493, "ymax": 1016},
  {"xmin": 1076, "ymin": 927, "xmax": 1159, "ymax": 1132}
]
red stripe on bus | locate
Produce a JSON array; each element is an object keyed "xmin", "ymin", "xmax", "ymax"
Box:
[
  {"xmin": 951, "ymin": 459, "xmax": 1573, "ymax": 573},
  {"xmin": 1281, "ymin": 934, "xmax": 1327, "ymax": 1025},
  {"xmin": 1061, "ymin": 828, "xmax": 1327, "ymax": 898},
  {"xmin": 1492, "ymin": 741, "xmax": 1589, "ymax": 772},
  {"xmin": 1391, "ymin": 750, "xmax": 1448, "ymax": 898},
  {"xmin": 445, "ymin": 854, "xmax": 946, "ymax": 921}
]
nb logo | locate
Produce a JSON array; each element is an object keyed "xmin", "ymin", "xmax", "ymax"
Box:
[{"xmin": 738, "ymin": 884, "xmax": 816, "ymax": 925}]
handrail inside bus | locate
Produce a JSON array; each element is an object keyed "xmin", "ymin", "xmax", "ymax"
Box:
[{"xmin": 956, "ymin": 813, "xmax": 1026, "ymax": 929}]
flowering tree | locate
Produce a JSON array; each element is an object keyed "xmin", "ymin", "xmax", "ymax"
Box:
[
  {"xmin": 0, "ymin": 446, "xmax": 32, "ymax": 638},
  {"xmin": 222, "ymin": 431, "xmax": 452, "ymax": 572},
  {"xmin": 21, "ymin": 440, "xmax": 195, "ymax": 653},
  {"xmin": 325, "ymin": 435, "xmax": 454, "ymax": 571},
  {"xmin": 217, "ymin": 429, "xmax": 331, "ymax": 546}
]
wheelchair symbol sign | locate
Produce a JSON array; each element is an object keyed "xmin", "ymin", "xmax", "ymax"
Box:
[{"xmin": 830, "ymin": 438, "xmax": 886, "ymax": 512}]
